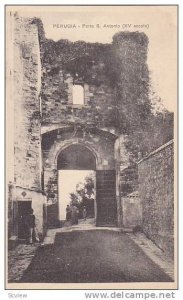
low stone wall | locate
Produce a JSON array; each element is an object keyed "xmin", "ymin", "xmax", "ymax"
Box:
[
  {"xmin": 138, "ymin": 140, "xmax": 174, "ymax": 258},
  {"xmin": 122, "ymin": 192, "xmax": 142, "ymax": 228}
]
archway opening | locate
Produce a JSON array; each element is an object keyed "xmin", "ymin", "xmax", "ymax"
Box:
[
  {"xmin": 58, "ymin": 170, "xmax": 95, "ymax": 221},
  {"xmin": 57, "ymin": 144, "xmax": 96, "ymax": 224}
]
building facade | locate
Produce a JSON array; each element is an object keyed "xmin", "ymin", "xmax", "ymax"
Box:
[{"xmin": 7, "ymin": 13, "xmax": 174, "ymax": 257}]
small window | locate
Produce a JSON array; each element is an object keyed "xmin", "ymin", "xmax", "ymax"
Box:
[{"xmin": 73, "ymin": 85, "xmax": 84, "ymax": 105}]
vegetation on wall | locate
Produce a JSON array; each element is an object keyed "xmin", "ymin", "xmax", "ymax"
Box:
[{"xmin": 40, "ymin": 29, "xmax": 173, "ymax": 159}]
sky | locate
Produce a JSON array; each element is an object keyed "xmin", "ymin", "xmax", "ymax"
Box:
[{"xmin": 14, "ymin": 5, "xmax": 177, "ymax": 113}]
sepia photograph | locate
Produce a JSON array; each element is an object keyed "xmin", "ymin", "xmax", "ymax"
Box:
[{"xmin": 5, "ymin": 5, "xmax": 178, "ymax": 289}]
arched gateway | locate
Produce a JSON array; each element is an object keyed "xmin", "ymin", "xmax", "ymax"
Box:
[{"xmin": 42, "ymin": 128, "xmax": 117, "ymax": 227}]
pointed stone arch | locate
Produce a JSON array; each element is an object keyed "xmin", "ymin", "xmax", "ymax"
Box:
[{"xmin": 42, "ymin": 132, "xmax": 117, "ymax": 227}]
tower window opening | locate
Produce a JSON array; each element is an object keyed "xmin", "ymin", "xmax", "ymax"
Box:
[{"xmin": 73, "ymin": 84, "xmax": 84, "ymax": 105}]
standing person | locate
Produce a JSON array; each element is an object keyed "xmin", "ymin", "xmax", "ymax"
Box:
[
  {"xmin": 66, "ymin": 205, "xmax": 71, "ymax": 221},
  {"xmin": 25, "ymin": 208, "xmax": 40, "ymax": 244},
  {"xmin": 83, "ymin": 206, "xmax": 87, "ymax": 221},
  {"xmin": 71, "ymin": 205, "xmax": 79, "ymax": 225}
]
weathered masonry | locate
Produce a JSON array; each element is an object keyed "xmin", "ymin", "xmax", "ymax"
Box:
[
  {"xmin": 40, "ymin": 19, "xmax": 148, "ymax": 228},
  {"xmin": 7, "ymin": 14, "xmax": 46, "ymax": 242},
  {"xmin": 7, "ymin": 14, "xmax": 143, "ymax": 236},
  {"xmin": 7, "ymin": 13, "xmax": 174, "ymax": 258},
  {"xmin": 138, "ymin": 140, "xmax": 174, "ymax": 258}
]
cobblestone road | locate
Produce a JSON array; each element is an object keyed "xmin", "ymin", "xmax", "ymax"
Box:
[{"xmin": 8, "ymin": 244, "xmax": 39, "ymax": 282}]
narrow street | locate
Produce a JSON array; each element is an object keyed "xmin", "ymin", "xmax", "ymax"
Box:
[{"xmin": 9, "ymin": 220, "xmax": 174, "ymax": 283}]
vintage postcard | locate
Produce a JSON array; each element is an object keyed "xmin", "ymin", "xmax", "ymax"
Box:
[{"xmin": 6, "ymin": 5, "xmax": 178, "ymax": 289}]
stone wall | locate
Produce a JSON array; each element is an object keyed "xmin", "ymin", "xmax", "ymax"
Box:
[
  {"xmin": 41, "ymin": 72, "xmax": 116, "ymax": 128},
  {"xmin": 12, "ymin": 14, "xmax": 42, "ymax": 189},
  {"xmin": 41, "ymin": 40, "xmax": 117, "ymax": 129},
  {"xmin": 138, "ymin": 140, "xmax": 174, "ymax": 258},
  {"xmin": 120, "ymin": 165, "xmax": 140, "ymax": 229},
  {"xmin": 40, "ymin": 32, "xmax": 150, "ymax": 139},
  {"xmin": 7, "ymin": 14, "xmax": 46, "ymax": 244}
]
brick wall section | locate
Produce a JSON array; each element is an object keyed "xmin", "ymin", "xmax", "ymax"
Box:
[
  {"xmin": 138, "ymin": 140, "xmax": 174, "ymax": 258},
  {"xmin": 13, "ymin": 15, "xmax": 42, "ymax": 189}
]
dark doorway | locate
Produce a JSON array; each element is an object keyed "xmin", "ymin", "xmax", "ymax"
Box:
[
  {"xmin": 18, "ymin": 201, "xmax": 32, "ymax": 239},
  {"xmin": 96, "ymin": 170, "xmax": 117, "ymax": 226}
]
